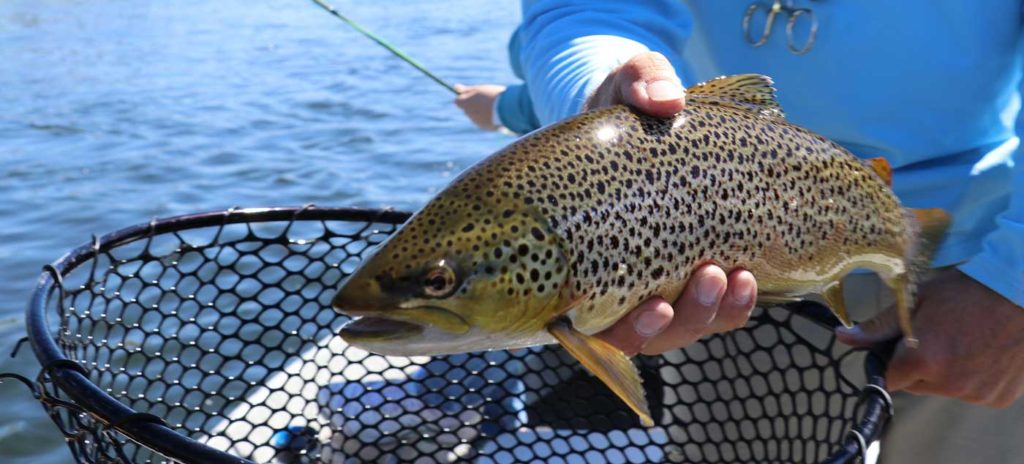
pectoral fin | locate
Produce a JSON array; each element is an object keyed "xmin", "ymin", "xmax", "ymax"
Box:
[{"xmin": 547, "ymin": 318, "xmax": 653, "ymax": 427}]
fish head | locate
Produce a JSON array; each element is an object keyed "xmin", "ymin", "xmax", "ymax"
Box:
[{"xmin": 333, "ymin": 194, "xmax": 570, "ymax": 356}]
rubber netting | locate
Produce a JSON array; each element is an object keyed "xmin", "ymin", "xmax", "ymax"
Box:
[{"xmin": 29, "ymin": 208, "xmax": 883, "ymax": 464}]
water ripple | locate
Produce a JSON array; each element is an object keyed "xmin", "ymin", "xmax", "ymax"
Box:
[{"xmin": 0, "ymin": 0, "xmax": 519, "ymax": 461}]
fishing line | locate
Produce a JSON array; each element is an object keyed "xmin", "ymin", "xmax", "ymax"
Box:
[{"xmin": 309, "ymin": 0, "xmax": 460, "ymax": 95}]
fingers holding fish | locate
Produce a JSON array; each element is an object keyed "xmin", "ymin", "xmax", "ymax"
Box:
[
  {"xmin": 598, "ymin": 266, "xmax": 755, "ymax": 356},
  {"xmin": 584, "ymin": 51, "xmax": 685, "ymax": 117},
  {"xmin": 596, "ymin": 298, "xmax": 673, "ymax": 356},
  {"xmin": 841, "ymin": 269, "xmax": 1024, "ymax": 408},
  {"xmin": 889, "ymin": 346, "xmax": 1001, "ymax": 406},
  {"xmin": 640, "ymin": 264, "xmax": 726, "ymax": 355},
  {"xmin": 834, "ymin": 304, "xmax": 902, "ymax": 347},
  {"xmin": 709, "ymin": 269, "xmax": 757, "ymax": 334},
  {"xmin": 884, "ymin": 337, "xmax": 943, "ymax": 393}
]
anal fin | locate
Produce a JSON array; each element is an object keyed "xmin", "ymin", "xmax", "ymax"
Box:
[
  {"xmin": 547, "ymin": 318, "xmax": 653, "ymax": 427},
  {"xmin": 821, "ymin": 282, "xmax": 852, "ymax": 327}
]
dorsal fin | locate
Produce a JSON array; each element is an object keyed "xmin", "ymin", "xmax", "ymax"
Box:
[
  {"xmin": 867, "ymin": 157, "xmax": 893, "ymax": 186},
  {"xmin": 686, "ymin": 74, "xmax": 783, "ymax": 118}
]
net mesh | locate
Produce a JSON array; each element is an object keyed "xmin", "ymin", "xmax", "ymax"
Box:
[{"xmin": 28, "ymin": 208, "xmax": 884, "ymax": 464}]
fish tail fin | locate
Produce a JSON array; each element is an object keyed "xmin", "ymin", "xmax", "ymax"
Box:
[{"xmin": 884, "ymin": 208, "xmax": 951, "ymax": 347}]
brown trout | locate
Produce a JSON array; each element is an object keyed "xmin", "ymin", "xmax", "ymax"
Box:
[{"xmin": 332, "ymin": 75, "xmax": 949, "ymax": 426}]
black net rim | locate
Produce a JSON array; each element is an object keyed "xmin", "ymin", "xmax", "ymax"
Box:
[{"xmin": 24, "ymin": 206, "xmax": 893, "ymax": 464}]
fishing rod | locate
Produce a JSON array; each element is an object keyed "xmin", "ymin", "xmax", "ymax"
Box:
[{"xmin": 309, "ymin": 0, "xmax": 460, "ymax": 95}]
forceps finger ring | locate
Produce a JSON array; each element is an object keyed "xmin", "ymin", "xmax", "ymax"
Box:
[
  {"xmin": 743, "ymin": 2, "xmax": 778, "ymax": 47},
  {"xmin": 785, "ymin": 8, "xmax": 818, "ymax": 55}
]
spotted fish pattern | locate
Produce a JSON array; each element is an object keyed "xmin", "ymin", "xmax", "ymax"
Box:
[{"xmin": 333, "ymin": 75, "xmax": 949, "ymax": 426}]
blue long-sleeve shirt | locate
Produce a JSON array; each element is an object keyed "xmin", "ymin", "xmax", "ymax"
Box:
[{"xmin": 496, "ymin": 0, "xmax": 1024, "ymax": 306}]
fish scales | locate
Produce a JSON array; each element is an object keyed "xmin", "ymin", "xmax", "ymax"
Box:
[
  {"xmin": 406, "ymin": 101, "xmax": 908, "ymax": 336},
  {"xmin": 332, "ymin": 75, "xmax": 949, "ymax": 426}
]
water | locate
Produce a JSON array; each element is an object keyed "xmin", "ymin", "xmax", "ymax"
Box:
[{"xmin": 0, "ymin": 1, "xmax": 519, "ymax": 461}]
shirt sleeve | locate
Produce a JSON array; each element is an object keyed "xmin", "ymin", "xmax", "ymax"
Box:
[
  {"xmin": 512, "ymin": 0, "xmax": 692, "ymax": 126},
  {"xmin": 958, "ymin": 71, "xmax": 1024, "ymax": 307},
  {"xmin": 495, "ymin": 83, "xmax": 541, "ymax": 135}
]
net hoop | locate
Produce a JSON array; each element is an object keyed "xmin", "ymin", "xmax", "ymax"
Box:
[{"xmin": 23, "ymin": 206, "xmax": 892, "ymax": 464}]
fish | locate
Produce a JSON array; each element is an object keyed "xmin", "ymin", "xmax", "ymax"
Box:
[{"xmin": 331, "ymin": 74, "xmax": 950, "ymax": 426}]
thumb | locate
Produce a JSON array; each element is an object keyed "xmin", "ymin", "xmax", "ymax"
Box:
[
  {"xmin": 614, "ymin": 52, "xmax": 686, "ymax": 117},
  {"xmin": 834, "ymin": 305, "xmax": 902, "ymax": 347}
]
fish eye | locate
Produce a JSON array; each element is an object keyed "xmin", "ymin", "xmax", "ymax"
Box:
[{"xmin": 422, "ymin": 261, "xmax": 457, "ymax": 298}]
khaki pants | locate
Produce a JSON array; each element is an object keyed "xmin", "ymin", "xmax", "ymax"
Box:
[{"xmin": 842, "ymin": 273, "xmax": 1024, "ymax": 463}]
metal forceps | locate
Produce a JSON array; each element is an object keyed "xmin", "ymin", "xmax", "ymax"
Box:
[{"xmin": 743, "ymin": 0, "xmax": 819, "ymax": 55}]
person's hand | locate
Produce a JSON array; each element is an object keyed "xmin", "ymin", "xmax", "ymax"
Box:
[
  {"xmin": 837, "ymin": 268, "xmax": 1024, "ymax": 408},
  {"xmin": 454, "ymin": 84, "xmax": 506, "ymax": 131},
  {"xmin": 583, "ymin": 51, "xmax": 686, "ymax": 117},
  {"xmin": 591, "ymin": 52, "xmax": 757, "ymax": 355},
  {"xmin": 598, "ymin": 264, "xmax": 758, "ymax": 355}
]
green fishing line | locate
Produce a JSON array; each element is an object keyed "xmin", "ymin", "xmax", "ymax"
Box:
[{"xmin": 310, "ymin": 0, "xmax": 459, "ymax": 94}]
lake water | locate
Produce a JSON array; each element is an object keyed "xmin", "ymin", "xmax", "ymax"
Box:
[{"xmin": 0, "ymin": 1, "xmax": 519, "ymax": 461}]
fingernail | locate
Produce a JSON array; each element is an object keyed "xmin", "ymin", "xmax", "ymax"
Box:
[
  {"xmin": 697, "ymin": 275, "xmax": 720, "ymax": 306},
  {"xmin": 646, "ymin": 80, "xmax": 684, "ymax": 102},
  {"xmin": 731, "ymin": 274, "xmax": 755, "ymax": 306},
  {"xmin": 634, "ymin": 308, "xmax": 670, "ymax": 337}
]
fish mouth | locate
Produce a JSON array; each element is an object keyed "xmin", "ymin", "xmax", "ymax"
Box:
[
  {"xmin": 338, "ymin": 306, "xmax": 471, "ymax": 342},
  {"xmin": 341, "ymin": 317, "xmax": 425, "ymax": 342}
]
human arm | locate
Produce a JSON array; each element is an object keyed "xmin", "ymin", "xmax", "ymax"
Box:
[
  {"xmin": 457, "ymin": 0, "xmax": 693, "ymax": 134},
  {"xmin": 453, "ymin": 51, "xmax": 688, "ymax": 134},
  {"xmin": 453, "ymin": 84, "xmax": 507, "ymax": 131},
  {"xmin": 956, "ymin": 87, "xmax": 1024, "ymax": 308},
  {"xmin": 514, "ymin": 0, "xmax": 692, "ymax": 124},
  {"xmin": 834, "ymin": 66, "xmax": 1024, "ymax": 406},
  {"xmin": 452, "ymin": 83, "xmax": 543, "ymax": 135},
  {"xmin": 837, "ymin": 269, "xmax": 1024, "ymax": 407}
]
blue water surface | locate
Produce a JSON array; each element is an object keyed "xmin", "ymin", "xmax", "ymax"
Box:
[{"xmin": 0, "ymin": 1, "xmax": 519, "ymax": 461}]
